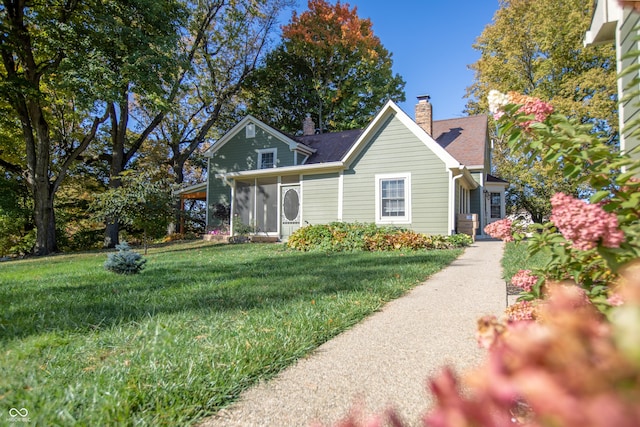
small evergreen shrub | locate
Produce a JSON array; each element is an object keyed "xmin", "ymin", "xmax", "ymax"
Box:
[{"xmin": 104, "ymin": 242, "xmax": 146, "ymax": 274}]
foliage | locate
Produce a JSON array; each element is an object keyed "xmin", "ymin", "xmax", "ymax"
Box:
[
  {"xmin": 287, "ymin": 222, "xmax": 472, "ymax": 252},
  {"xmin": 0, "ymin": 241, "xmax": 460, "ymax": 426},
  {"xmin": 91, "ymin": 172, "xmax": 177, "ymax": 254},
  {"xmin": 0, "ymin": 0, "xmax": 185, "ymax": 255},
  {"xmin": 104, "ymin": 242, "xmax": 147, "ymax": 274},
  {"xmin": 0, "ymin": 175, "xmax": 33, "ymax": 256},
  {"xmin": 486, "ymin": 90, "xmax": 640, "ymax": 310},
  {"xmin": 425, "ymin": 278, "xmax": 640, "ymax": 427},
  {"xmin": 466, "ymin": 0, "xmax": 618, "ymax": 223},
  {"xmin": 244, "ymin": 0, "xmax": 405, "ymax": 133}
]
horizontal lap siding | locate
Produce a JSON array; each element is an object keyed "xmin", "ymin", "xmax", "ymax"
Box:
[
  {"xmin": 206, "ymin": 168, "xmax": 231, "ymax": 226},
  {"xmin": 210, "ymin": 125, "xmax": 295, "ymax": 173},
  {"xmin": 343, "ymin": 114, "xmax": 449, "ymax": 234},
  {"xmin": 621, "ymin": 10, "xmax": 640, "ymax": 161},
  {"xmin": 302, "ymin": 173, "xmax": 339, "ymax": 224}
]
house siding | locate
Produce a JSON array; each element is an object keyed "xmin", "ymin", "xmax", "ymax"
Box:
[
  {"xmin": 209, "ymin": 124, "xmax": 296, "ymax": 174},
  {"xmin": 620, "ymin": 8, "xmax": 640, "ymax": 162},
  {"xmin": 206, "ymin": 161, "xmax": 231, "ymax": 227},
  {"xmin": 301, "ymin": 173, "xmax": 340, "ymax": 224},
  {"xmin": 342, "ymin": 114, "xmax": 450, "ymax": 234},
  {"xmin": 206, "ymin": 124, "xmax": 296, "ymax": 228}
]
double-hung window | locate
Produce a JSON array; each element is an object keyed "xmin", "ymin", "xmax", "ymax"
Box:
[
  {"xmin": 375, "ymin": 173, "xmax": 411, "ymax": 224},
  {"xmin": 257, "ymin": 148, "xmax": 277, "ymax": 169}
]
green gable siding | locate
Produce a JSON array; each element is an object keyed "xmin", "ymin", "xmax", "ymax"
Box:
[
  {"xmin": 302, "ymin": 173, "xmax": 340, "ymax": 224},
  {"xmin": 342, "ymin": 114, "xmax": 450, "ymax": 234},
  {"xmin": 209, "ymin": 124, "xmax": 295, "ymax": 174}
]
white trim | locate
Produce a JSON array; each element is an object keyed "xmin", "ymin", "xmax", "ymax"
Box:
[
  {"xmin": 245, "ymin": 123, "xmax": 255, "ymax": 138},
  {"xmin": 257, "ymin": 148, "xmax": 277, "ymax": 169},
  {"xmin": 299, "ymin": 175, "xmax": 304, "ymax": 226},
  {"xmin": 230, "ymin": 179, "xmax": 236, "ymax": 235},
  {"xmin": 375, "ymin": 173, "xmax": 412, "ymax": 225},
  {"xmin": 337, "ymin": 171, "xmax": 344, "ymax": 221},
  {"xmin": 277, "ymin": 176, "xmax": 282, "ymax": 237},
  {"xmin": 216, "ymin": 161, "xmax": 344, "ymax": 180},
  {"xmin": 449, "ymin": 171, "xmax": 463, "ymax": 235}
]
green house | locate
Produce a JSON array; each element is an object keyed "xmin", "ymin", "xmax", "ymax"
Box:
[
  {"xmin": 585, "ymin": 0, "xmax": 640, "ymax": 166},
  {"xmin": 182, "ymin": 97, "xmax": 507, "ymax": 240}
]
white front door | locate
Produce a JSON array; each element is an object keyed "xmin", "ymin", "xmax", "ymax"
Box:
[{"xmin": 280, "ymin": 185, "xmax": 301, "ymax": 239}]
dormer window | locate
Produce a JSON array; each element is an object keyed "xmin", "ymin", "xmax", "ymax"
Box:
[{"xmin": 258, "ymin": 148, "xmax": 277, "ymax": 169}]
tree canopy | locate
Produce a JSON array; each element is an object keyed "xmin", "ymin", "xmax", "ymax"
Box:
[
  {"xmin": 466, "ymin": 0, "xmax": 618, "ymax": 222},
  {"xmin": 244, "ymin": 0, "xmax": 405, "ymax": 133}
]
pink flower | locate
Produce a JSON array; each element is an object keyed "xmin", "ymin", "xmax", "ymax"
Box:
[
  {"xmin": 550, "ymin": 193, "xmax": 625, "ymax": 250},
  {"xmin": 484, "ymin": 219, "xmax": 514, "ymax": 242},
  {"xmin": 511, "ymin": 269, "xmax": 538, "ymax": 292},
  {"xmin": 607, "ymin": 293, "xmax": 624, "ymax": 307},
  {"xmin": 505, "ymin": 300, "xmax": 535, "ymax": 322},
  {"xmin": 487, "ymin": 90, "xmax": 554, "ymax": 129}
]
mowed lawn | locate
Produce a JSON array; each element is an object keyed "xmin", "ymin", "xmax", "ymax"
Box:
[{"xmin": 0, "ymin": 241, "xmax": 461, "ymax": 426}]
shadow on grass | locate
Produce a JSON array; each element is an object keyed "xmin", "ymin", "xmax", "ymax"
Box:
[{"xmin": 1, "ymin": 243, "xmax": 458, "ymax": 342}]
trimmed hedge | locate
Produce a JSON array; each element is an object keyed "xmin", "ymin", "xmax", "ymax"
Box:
[{"xmin": 287, "ymin": 222, "xmax": 473, "ymax": 252}]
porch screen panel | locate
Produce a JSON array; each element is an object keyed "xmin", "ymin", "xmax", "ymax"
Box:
[
  {"xmin": 234, "ymin": 181, "xmax": 253, "ymax": 227},
  {"xmin": 256, "ymin": 178, "xmax": 278, "ymax": 232}
]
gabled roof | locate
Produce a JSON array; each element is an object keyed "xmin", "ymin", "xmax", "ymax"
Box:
[
  {"xmin": 487, "ymin": 174, "xmax": 509, "ymax": 184},
  {"xmin": 203, "ymin": 115, "xmax": 315, "ymax": 158},
  {"xmin": 292, "ymin": 112, "xmax": 489, "ymax": 168},
  {"xmin": 341, "ymin": 100, "xmax": 462, "ymax": 169},
  {"xmin": 204, "ymin": 104, "xmax": 488, "ymax": 181},
  {"xmin": 432, "ymin": 115, "xmax": 488, "ymax": 168},
  {"xmin": 295, "ymin": 129, "xmax": 364, "ymax": 164}
]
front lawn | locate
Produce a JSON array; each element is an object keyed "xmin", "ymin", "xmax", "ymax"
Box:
[
  {"xmin": 0, "ymin": 241, "xmax": 461, "ymax": 426},
  {"xmin": 501, "ymin": 241, "xmax": 550, "ymax": 281}
]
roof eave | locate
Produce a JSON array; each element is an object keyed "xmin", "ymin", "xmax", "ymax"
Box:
[{"xmin": 215, "ymin": 161, "xmax": 345, "ymax": 180}]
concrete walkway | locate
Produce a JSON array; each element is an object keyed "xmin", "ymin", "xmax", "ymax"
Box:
[{"xmin": 199, "ymin": 240, "xmax": 506, "ymax": 427}]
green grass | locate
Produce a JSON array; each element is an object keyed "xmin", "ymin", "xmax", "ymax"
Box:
[
  {"xmin": 0, "ymin": 241, "xmax": 461, "ymax": 426},
  {"xmin": 501, "ymin": 241, "xmax": 550, "ymax": 281}
]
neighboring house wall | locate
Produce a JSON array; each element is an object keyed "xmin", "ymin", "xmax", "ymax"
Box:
[
  {"xmin": 586, "ymin": 0, "xmax": 640, "ymax": 165},
  {"xmin": 301, "ymin": 172, "xmax": 341, "ymax": 225},
  {"xmin": 342, "ymin": 114, "xmax": 450, "ymax": 235},
  {"xmin": 619, "ymin": 8, "xmax": 640, "ymax": 161}
]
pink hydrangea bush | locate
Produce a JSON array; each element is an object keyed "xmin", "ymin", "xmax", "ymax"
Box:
[
  {"xmin": 484, "ymin": 218, "xmax": 514, "ymax": 242},
  {"xmin": 427, "ymin": 276, "xmax": 640, "ymax": 427},
  {"xmin": 511, "ymin": 269, "xmax": 538, "ymax": 292},
  {"xmin": 488, "ymin": 90, "xmax": 554, "ymax": 129},
  {"xmin": 550, "ymin": 193, "xmax": 625, "ymax": 250}
]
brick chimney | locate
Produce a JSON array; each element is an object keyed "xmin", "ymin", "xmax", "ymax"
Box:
[
  {"xmin": 303, "ymin": 113, "xmax": 315, "ymax": 136},
  {"xmin": 415, "ymin": 94, "xmax": 432, "ymax": 136}
]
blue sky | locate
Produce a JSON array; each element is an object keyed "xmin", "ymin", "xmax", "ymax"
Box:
[{"xmin": 279, "ymin": 1, "xmax": 500, "ymax": 120}]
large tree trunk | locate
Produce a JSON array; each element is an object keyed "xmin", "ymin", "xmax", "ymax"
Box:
[
  {"xmin": 103, "ymin": 100, "xmax": 128, "ymax": 248},
  {"xmin": 25, "ymin": 101, "xmax": 58, "ymax": 255}
]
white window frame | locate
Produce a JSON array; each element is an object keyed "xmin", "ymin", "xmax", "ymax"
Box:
[
  {"xmin": 246, "ymin": 123, "xmax": 255, "ymax": 138},
  {"xmin": 375, "ymin": 173, "xmax": 411, "ymax": 224},
  {"xmin": 257, "ymin": 148, "xmax": 277, "ymax": 169}
]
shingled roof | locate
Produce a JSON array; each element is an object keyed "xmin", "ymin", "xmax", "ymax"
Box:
[
  {"xmin": 295, "ymin": 129, "xmax": 364, "ymax": 164},
  {"xmin": 432, "ymin": 115, "xmax": 488, "ymax": 167},
  {"xmin": 292, "ymin": 114, "xmax": 488, "ymax": 167}
]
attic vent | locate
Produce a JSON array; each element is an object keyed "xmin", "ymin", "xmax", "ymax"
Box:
[{"xmin": 246, "ymin": 123, "xmax": 255, "ymax": 138}]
